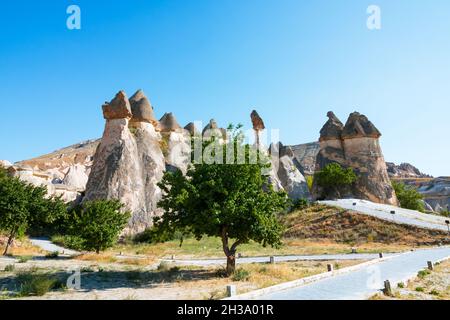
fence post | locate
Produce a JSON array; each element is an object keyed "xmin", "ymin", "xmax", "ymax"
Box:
[{"xmin": 226, "ymin": 285, "xmax": 237, "ymax": 297}]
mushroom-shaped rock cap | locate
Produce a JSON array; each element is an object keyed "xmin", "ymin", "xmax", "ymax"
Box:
[
  {"xmin": 158, "ymin": 112, "xmax": 182, "ymax": 132},
  {"xmin": 129, "ymin": 89, "xmax": 158, "ymax": 125},
  {"xmin": 319, "ymin": 111, "xmax": 344, "ymax": 141},
  {"xmin": 342, "ymin": 112, "xmax": 381, "ymax": 139},
  {"xmin": 251, "ymin": 110, "xmax": 265, "ymax": 131},
  {"xmin": 184, "ymin": 122, "xmax": 199, "ymax": 136},
  {"xmin": 202, "ymin": 119, "xmax": 219, "ymax": 135},
  {"xmin": 102, "ymin": 91, "xmax": 132, "ymax": 120}
]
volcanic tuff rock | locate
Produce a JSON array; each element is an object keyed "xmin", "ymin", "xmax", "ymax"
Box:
[
  {"xmin": 102, "ymin": 90, "xmax": 133, "ymax": 120},
  {"xmin": 184, "ymin": 122, "xmax": 199, "ymax": 136},
  {"xmin": 84, "ymin": 91, "xmax": 165, "ymax": 234},
  {"xmin": 314, "ymin": 111, "xmax": 398, "ymax": 205},
  {"xmin": 386, "ymin": 162, "xmax": 432, "ymax": 179},
  {"xmin": 0, "ymin": 160, "xmax": 12, "ymax": 168},
  {"xmin": 129, "ymin": 89, "xmax": 158, "ymax": 126},
  {"xmin": 158, "ymin": 113, "xmax": 191, "ymax": 174},
  {"xmin": 202, "ymin": 119, "xmax": 227, "ymax": 140},
  {"xmin": 268, "ymin": 142, "xmax": 310, "ymax": 200}
]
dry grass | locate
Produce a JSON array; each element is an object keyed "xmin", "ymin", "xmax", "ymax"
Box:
[
  {"xmin": 371, "ymin": 258, "xmax": 450, "ymax": 300},
  {"xmin": 282, "ymin": 204, "xmax": 449, "ymax": 246},
  {"xmin": 75, "ymin": 253, "xmax": 118, "ymax": 264},
  {"xmin": 0, "ymin": 236, "xmax": 44, "ymax": 257}
]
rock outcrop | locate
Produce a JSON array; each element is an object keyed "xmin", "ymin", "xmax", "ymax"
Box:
[
  {"xmin": 289, "ymin": 142, "xmax": 320, "ymax": 175},
  {"xmin": 202, "ymin": 119, "xmax": 227, "ymax": 141},
  {"xmin": 404, "ymin": 177, "xmax": 450, "ymax": 213},
  {"xmin": 84, "ymin": 90, "xmax": 165, "ymax": 234},
  {"xmin": 268, "ymin": 142, "xmax": 310, "ymax": 200},
  {"xmin": 129, "ymin": 89, "xmax": 159, "ymax": 127},
  {"xmin": 313, "ymin": 111, "xmax": 398, "ymax": 205},
  {"xmin": 159, "ymin": 113, "xmax": 191, "ymax": 174},
  {"xmin": 386, "ymin": 162, "xmax": 432, "ymax": 179},
  {"xmin": 0, "ymin": 160, "xmax": 12, "ymax": 168}
]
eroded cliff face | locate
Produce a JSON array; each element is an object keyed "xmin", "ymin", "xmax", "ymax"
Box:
[{"xmin": 313, "ymin": 111, "xmax": 398, "ymax": 205}]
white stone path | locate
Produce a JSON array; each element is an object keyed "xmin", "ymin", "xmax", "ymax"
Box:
[{"xmin": 231, "ymin": 247, "xmax": 450, "ymax": 300}]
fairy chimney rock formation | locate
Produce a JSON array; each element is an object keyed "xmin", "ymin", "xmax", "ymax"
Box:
[
  {"xmin": 184, "ymin": 122, "xmax": 199, "ymax": 136},
  {"xmin": 157, "ymin": 113, "xmax": 191, "ymax": 174},
  {"xmin": 129, "ymin": 89, "xmax": 158, "ymax": 126},
  {"xmin": 158, "ymin": 113, "xmax": 182, "ymax": 132},
  {"xmin": 314, "ymin": 111, "xmax": 397, "ymax": 205},
  {"xmin": 84, "ymin": 90, "xmax": 165, "ymax": 234},
  {"xmin": 102, "ymin": 91, "xmax": 132, "ymax": 120}
]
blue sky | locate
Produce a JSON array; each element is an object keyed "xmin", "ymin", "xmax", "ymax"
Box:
[{"xmin": 0, "ymin": 0, "xmax": 449, "ymax": 176}]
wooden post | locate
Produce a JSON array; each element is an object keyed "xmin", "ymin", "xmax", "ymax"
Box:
[
  {"xmin": 351, "ymin": 248, "xmax": 357, "ymax": 254},
  {"xmin": 171, "ymin": 255, "xmax": 175, "ymax": 260},
  {"xmin": 237, "ymin": 253, "xmax": 242, "ymax": 259},
  {"xmin": 379, "ymin": 252, "xmax": 384, "ymax": 258},
  {"xmin": 226, "ymin": 285, "xmax": 236, "ymax": 297},
  {"xmin": 383, "ymin": 280, "xmax": 393, "ymax": 297},
  {"xmin": 327, "ymin": 264, "xmax": 334, "ymax": 272},
  {"xmin": 427, "ymin": 261, "xmax": 434, "ymax": 271},
  {"xmin": 269, "ymin": 256, "xmax": 275, "ymax": 264}
]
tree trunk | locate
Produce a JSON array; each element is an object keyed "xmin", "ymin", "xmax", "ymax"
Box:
[
  {"xmin": 221, "ymin": 226, "xmax": 242, "ymax": 276},
  {"xmin": 3, "ymin": 229, "xmax": 16, "ymax": 256},
  {"xmin": 226, "ymin": 255, "xmax": 236, "ymax": 275}
]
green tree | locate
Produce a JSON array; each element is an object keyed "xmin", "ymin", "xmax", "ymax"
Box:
[
  {"xmin": 69, "ymin": 200, "xmax": 130, "ymax": 254},
  {"xmin": 392, "ymin": 181, "xmax": 425, "ymax": 212},
  {"xmin": 314, "ymin": 163, "xmax": 357, "ymax": 199},
  {"xmin": 156, "ymin": 126, "xmax": 288, "ymax": 275},
  {"xmin": 0, "ymin": 174, "xmax": 66, "ymax": 255}
]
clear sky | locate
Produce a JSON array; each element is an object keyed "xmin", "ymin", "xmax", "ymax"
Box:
[{"xmin": 0, "ymin": 0, "xmax": 449, "ymax": 176}]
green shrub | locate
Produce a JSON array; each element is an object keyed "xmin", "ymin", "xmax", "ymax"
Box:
[
  {"xmin": 417, "ymin": 269, "xmax": 430, "ymax": 279},
  {"xmin": 45, "ymin": 251, "xmax": 59, "ymax": 259},
  {"xmin": 3, "ymin": 264, "xmax": 15, "ymax": 272},
  {"xmin": 415, "ymin": 287, "xmax": 424, "ymax": 292},
  {"xmin": 51, "ymin": 235, "xmax": 85, "ymax": 251},
  {"xmin": 18, "ymin": 256, "xmax": 32, "ymax": 263},
  {"xmin": 314, "ymin": 163, "xmax": 356, "ymax": 199},
  {"xmin": 67, "ymin": 200, "xmax": 130, "ymax": 254},
  {"xmin": 16, "ymin": 272, "xmax": 61, "ymax": 297},
  {"xmin": 306, "ymin": 176, "xmax": 314, "ymax": 192},
  {"xmin": 392, "ymin": 181, "xmax": 425, "ymax": 212},
  {"xmin": 397, "ymin": 282, "xmax": 405, "ymax": 288},
  {"xmin": 232, "ymin": 268, "xmax": 250, "ymax": 281},
  {"xmin": 291, "ymin": 198, "xmax": 309, "ymax": 211},
  {"xmin": 430, "ymin": 289, "xmax": 440, "ymax": 296}
]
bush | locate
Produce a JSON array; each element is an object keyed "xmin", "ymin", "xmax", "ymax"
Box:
[
  {"xmin": 392, "ymin": 181, "xmax": 425, "ymax": 212},
  {"xmin": 291, "ymin": 198, "xmax": 309, "ymax": 211},
  {"xmin": 417, "ymin": 269, "xmax": 430, "ymax": 279},
  {"xmin": 314, "ymin": 163, "xmax": 356, "ymax": 199},
  {"xmin": 306, "ymin": 176, "xmax": 314, "ymax": 192},
  {"xmin": 18, "ymin": 256, "xmax": 32, "ymax": 263},
  {"xmin": 16, "ymin": 272, "xmax": 62, "ymax": 297},
  {"xmin": 67, "ymin": 200, "xmax": 131, "ymax": 254},
  {"xmin": 3, "ymin": 264, "xmax": 15, "ymax": 272},
  {"xmin": 45, "ymin": 251, "xmax": 59, "ymax": 259},
  {"xmin": 415, "ymin": 287, "xmax": 424, "ymax": 292},
  {"xmin": 51, "ymin": 235, "xmax": 85, "ymax": 251},
  {"xmin": 232, "ymin": 268, "xmax": 251, "ymax": 281}
]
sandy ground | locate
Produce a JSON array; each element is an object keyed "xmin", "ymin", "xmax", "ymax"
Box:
[{"xmin": 0, "ymin": 255, "xmax": 364, "ymax": 300}]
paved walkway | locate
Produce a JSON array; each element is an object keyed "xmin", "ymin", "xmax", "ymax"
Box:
[
  {"xmin": 320, "ymin": 199, "xmax": 450, "ymax": 232},
  {"xmin": 238, "ymin": 247, "xmax": 450, "ymax": 300},
  {"xmin": 29, "ymin": 237, "xmax": 78, "ymax": 256},
  {"xmin": 163, "ymin": 253, "xmax": 390, "ymax": 267}
]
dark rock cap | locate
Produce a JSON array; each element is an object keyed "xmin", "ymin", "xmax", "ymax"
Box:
[
  {"xmin": 129, "ymin": 89, "xmax": 158, "ymax": 125},
  {"xmin": 319, "ymin": 111, "xmax": 344, "ymax": 141},
  {"xmin": 184, "ymin": 122, "xmax": 199, "ymax": 136},
  {"xmin": 102, "ymin": 91, "xmax": 132, "ymax": 120},
  {"xmin": 342, "ymin": 112, "xmax": 381, "ymax": 139},
  {"xmin": 251, "ymin": 110, "xmax": 265, "ymax": 131},
  {"xmin": 202, "ymin": 119, "xmax": 219, "ymax": 135},
  {"xmin": 157, "ymin": 112, "xmax": 182, "ymax": 132}
]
